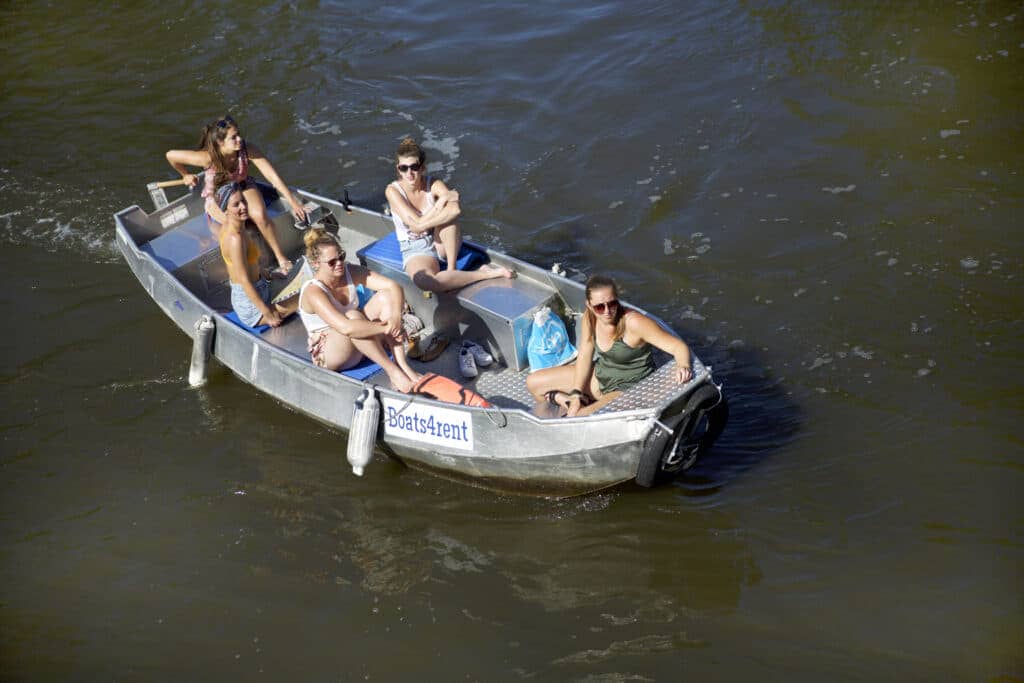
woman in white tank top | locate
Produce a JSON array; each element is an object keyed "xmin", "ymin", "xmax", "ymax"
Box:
[
  {"xmin": 299, "ymin": 228, "xmax": 422, "ymax": 393},
  {"xmin": 385, "ymin": 137, "xmax": 514, "ymax": 293}
]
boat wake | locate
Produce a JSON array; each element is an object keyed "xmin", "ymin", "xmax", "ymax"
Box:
[{"xmin": 0, "ymin": 168, "xmax": 121, "ymax": 261}]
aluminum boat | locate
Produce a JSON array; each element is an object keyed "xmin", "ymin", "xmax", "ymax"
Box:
[{"xmin": 114, "ymin": 181, "xmax": 727, "ymax": 496}]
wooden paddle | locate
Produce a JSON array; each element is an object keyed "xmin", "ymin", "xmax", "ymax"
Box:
[{"xmin": 150, "ymin": 178, "xmax": 190, "ymax": 188}]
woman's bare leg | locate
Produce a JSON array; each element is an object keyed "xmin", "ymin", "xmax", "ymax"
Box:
[
  {"xmin": 243, "ymin": 185, "xmax": 291, "ymax": 270},
  {"xmin": 363, "ymin": 292, "xmax": 422, "ymax": 385},
  {"xmin": 526, "ymin": 364, "xmax": 578, "ymax": 402},
  {"xmin": 435, "ymin": 222, "xmax": 462, "ymax": 273},
  {"xmin": 406, "ymin": 254, "xmax": 514, "ymax": 293},
  {"xmin": 342, "ymin": 311, "xmax": 415, "ymax": 392}
]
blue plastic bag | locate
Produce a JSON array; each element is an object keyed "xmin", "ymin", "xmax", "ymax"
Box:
[{"xmin": 527, "ymin": 306, "xmax": 577, "ymax": 372}]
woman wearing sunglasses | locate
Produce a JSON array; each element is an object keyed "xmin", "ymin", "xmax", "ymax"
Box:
[
  {"xmin": 385, "ymin": 137, "xmax": 513, "ymax": 292},
  {"xmin": 218, "ymin": 184, "xmax": 298, "ymax": 328},
  {"xmin": 527, "ymin": 275, "xmax": 694, "ymax": 417},
  {"xmin": 298, "ymin": 227, "xmax": 422, "ymax": 393},
  {"xmin": 166, "ymin": 115, "xmax": 305, "ymax": 274}
]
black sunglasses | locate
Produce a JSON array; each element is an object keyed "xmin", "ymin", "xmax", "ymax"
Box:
[
  {"xmin": 325, "ymin": 253, "xmax": 347, "ymax": 268},
  {"xmin": 215, "ymin": 116, "xmax": 236, "ymax": 129},
  {"xmin": 397, "ymin": 162, "xmax": 422, "ymax": 173}
]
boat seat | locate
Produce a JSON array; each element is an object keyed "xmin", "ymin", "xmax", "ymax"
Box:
[
  {"xmin": 357, "ymin": 231, "xmax": 488, "ymax": 272},
  {"xmin": 224, "ymin": 312, "xmax": 385, "ymax": 382},
  {"xmin": 357, "ymin": 232, "xmax": 556, "ymax": 372}
]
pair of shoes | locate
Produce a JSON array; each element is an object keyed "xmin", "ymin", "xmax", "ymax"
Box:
[
  {"xmin": 461, "ymin": 341, "xmax": 493, "ymax": 367},
  {"xmin": 459, "ymin": 341, "xmax": 493, "ymax": 379},
  {"xmin": 409, "ymin": 333, "xmax": 448, "ymax": 362}
]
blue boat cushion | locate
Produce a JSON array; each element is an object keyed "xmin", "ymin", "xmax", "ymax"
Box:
[
  {"xmin": 222, "ymin": 311, "xmax": 386, "ymax": 381},
  {"xmin": 358, "ymin": 231, "xmax": 487, "ymax": 272},
  {"xmin": 224, "ymin": 310, "xmax": 271, "ymax": 334}
]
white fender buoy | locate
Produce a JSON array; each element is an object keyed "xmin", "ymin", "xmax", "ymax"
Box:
[
  {"xmin": 347, "ymin": 386, "xmax": 380, "ymax": 476},
  {"xmin": 188, "ymin": 315, "xmax": 216, "ymax": 387}
]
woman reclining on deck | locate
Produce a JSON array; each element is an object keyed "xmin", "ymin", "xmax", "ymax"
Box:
[
  {"xmin": 385, "ymin": 137, "xmax": 513, "ymax": 293},
  {"xmin": 299, "ymin": 228, "xmax": 422, "ymax": 393},
  {"xmin": 218, "ymin": 184, "xmax": 298, "ymax": 328},
  {"xmin": 527, "ymin": 275, "xmax": 694, "ymax": 417}
]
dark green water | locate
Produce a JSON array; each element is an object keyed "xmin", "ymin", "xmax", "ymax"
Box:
[{"xmin": 1, "ymin": 1, "xmax": 1021, "ymax": 680}]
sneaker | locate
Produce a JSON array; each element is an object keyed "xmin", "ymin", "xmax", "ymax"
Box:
[
  {"xmin": 458, "ymin": 345, "xmax": 478, "ymax": 378},
  {"xmin": 462, "ymin": 340, "xmax": 493, "ymax": 367}
]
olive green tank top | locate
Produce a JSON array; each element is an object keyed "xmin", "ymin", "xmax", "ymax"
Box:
[{"xmin": 594, "ymin": 338, "xmax": 655, "ymax": 393}]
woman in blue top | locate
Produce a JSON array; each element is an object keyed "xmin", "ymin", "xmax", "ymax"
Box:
[{"xmin": 527, "ymin": 275, "xmax": 694, "ymax": 417}]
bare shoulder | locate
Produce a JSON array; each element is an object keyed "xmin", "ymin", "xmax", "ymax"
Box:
[{"xmin": 623, "ymin": 308, "xmax": 652, "ymax": 329}]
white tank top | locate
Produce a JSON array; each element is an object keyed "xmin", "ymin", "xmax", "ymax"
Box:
[
  {"xmin": 390, "ymin": 177, "xmax": 434, "ymax": 241},
  {"xmin": 298, "ymin": 266, "xmax": 358, "ymax": 334}
]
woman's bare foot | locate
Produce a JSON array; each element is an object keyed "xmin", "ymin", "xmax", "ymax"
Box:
[
  {"xmin": 480, "ymin": 263, "xmax": 515, "ymax": 280},
  {"xmin": 387, "ymin": 369, "xmax": 415, "ymax": 393}
]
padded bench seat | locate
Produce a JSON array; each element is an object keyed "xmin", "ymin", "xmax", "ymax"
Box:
[
  {"xmin": 356, "ymin": 231, "xmax": 487, "ymax": 273},
  {"xmin": 357, "ymin": 232, "xmax": 557, "ymax": 372}
]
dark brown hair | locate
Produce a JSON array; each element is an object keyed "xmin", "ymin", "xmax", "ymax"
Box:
[
  {"xmin": 199, "ymin": 115, "xmax": 243, "ymax": 189},
  {"xmin": 395, "ymin": 137, "xmax": 425, "ymax": 166}
]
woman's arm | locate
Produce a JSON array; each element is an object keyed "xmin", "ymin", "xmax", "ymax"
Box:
[
  {"xmin": 305, "ymin": 286, "xmax": 388, "ymax": 339},
  {"xmin": 165, "ymin": 149, "xmax": 210, "ymax": 187},
  {"xmin": 629, "ymin": 312, "xmax": 693, "ymax": 383},
  {"xmin": 571, "ymin": 314, "xmax": 596, "ymax": 395},
  {"xmin": 247, "ymin": 144, "xmax": 307, "ymax": 222},
  {"xmin": 385, "ymin": 180, "xmax": 461, "ymax": 234}
]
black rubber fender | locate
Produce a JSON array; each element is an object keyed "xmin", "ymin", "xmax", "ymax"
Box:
[{"xmin": 635, "ymin": 383, "xmax": 727, "ymax": 487}]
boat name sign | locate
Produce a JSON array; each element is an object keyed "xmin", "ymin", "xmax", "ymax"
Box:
[{"xmin": 381, "ymin": 398, "xmax": 474, "ymax": 451}]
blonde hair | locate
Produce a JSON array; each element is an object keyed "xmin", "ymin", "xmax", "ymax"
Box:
[{"xmin": 303, "ymin": 227, "xmax": 344, "ymax": 265}]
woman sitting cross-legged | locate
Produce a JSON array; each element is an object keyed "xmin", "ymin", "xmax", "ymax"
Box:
[
  {"xmin": 526, "ymin": 275, "xmax": 694, "ymax": 417},
  {"xmin": 298, "ymin": 228, "xmax": 422, "ymax": 393}
]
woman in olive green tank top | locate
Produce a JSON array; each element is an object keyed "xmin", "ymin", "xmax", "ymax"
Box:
[{"xmin": 526, "ymin": 275, "xmax": 695, "ymax": 417}]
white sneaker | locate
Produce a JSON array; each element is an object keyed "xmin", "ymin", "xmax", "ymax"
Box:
[
  {"xmin": 462, "ymin": 341, "xmax": 493, "ymax": 367},
  {"xmin": 459, "ymin": 346, "xmax": 478, "ymax": 378}
]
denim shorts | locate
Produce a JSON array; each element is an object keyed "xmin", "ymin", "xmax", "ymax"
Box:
[
  {"xmin": 230, "ymin": 278, "xmax": 270, "ymax": 327},
  {"xmin": 399, "ymin": 233, "xmax": 437, "ymax": 267}
]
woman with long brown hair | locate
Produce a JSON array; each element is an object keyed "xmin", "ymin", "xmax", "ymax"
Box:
[
  {"xmin": 526, "ymin": 275, "xmax": 693, "ymax": 417},
  {"xmin": 166, "ymin": 114, "xmax": 305, "ymax": 273}
]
